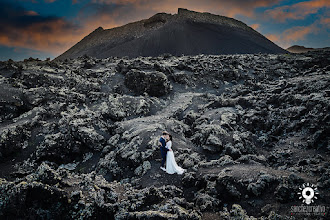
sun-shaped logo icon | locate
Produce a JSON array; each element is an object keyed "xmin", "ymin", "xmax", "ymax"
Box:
[{"xmin": 298, "ymin": 183, "xmax": 319, "ymax": 205}]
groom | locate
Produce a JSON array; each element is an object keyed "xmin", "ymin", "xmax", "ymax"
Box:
[{"xmin": 159, "ymin": 131, "xmax": 169, "ymax": 171}]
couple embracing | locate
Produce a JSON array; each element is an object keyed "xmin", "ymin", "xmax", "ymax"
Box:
[{"xmin": 159, "ymin": 131, "xmax": 185, "ymax": 175}]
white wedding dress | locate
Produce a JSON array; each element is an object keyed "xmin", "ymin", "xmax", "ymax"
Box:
[{"xmin": 165, "ymin": 141, "xmax": 185, "ymax": 175}]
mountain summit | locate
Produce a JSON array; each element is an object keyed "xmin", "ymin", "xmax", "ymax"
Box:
[{"xmin": 56, "ymin": 8, "xmax": 286, "ymax": 60}]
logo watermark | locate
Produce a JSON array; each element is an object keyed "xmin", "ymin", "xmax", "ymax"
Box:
[
  {"xmin": 290, "ymin": 205, "xmax": 326, "ymax": 216},
  {"xmin": 290, "ymin": 183, "xmax": 327, "ymax": 217},
  {"xmin": 298, "ymin": 183, "xmax": 318, "ymax": 205}
]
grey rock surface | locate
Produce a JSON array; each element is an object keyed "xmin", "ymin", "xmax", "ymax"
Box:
[{"xmin": 0, "ymin": 50, "xmax": 329, "ymax": 219}]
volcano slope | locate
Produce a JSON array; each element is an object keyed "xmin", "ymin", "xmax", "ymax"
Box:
[
  {"xmin": 0, "ymin": 51, "xmax": 329, "ymax": 219},
  {"xmin": 55, "ymin": 8, "xmax": 286, "ymax": 61}
]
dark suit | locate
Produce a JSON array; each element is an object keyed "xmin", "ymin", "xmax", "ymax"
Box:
[{"xmin": 159, "ymin": 137, "xmax": 168, "ymax": 167}]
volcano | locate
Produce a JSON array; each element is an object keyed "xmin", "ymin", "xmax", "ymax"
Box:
[{"xmin": 55, "ymin": 8, "xmax": 287, "ymax": 60}]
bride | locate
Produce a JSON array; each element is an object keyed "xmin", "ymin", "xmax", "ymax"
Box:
[{"xmin": 165, "ymin": 135, "xmax": 185, "ymax": 175}]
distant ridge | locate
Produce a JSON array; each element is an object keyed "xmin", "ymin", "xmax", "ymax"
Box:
[
  {"xmin": 55, "ymin": 8, "xmax": 287, "ymax": 60},
  {"xmin": 287, "ymin": 45, "xmax": 330, "ymax": 53}
]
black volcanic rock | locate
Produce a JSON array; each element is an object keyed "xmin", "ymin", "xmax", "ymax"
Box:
[
  {"xmin": 0, "ymin": 82, "xmax": 31, "ymax": 122},
  {"xmin": 124, "ymin": 69, "xmax": 171, "ymax": 97},
  {"xmin": 0, "ymin": 51, "xmax": 329, "ymax": 219},
  {"xmin": 55, "ymin": 8, "xmax": 287, "ymax": 60}
]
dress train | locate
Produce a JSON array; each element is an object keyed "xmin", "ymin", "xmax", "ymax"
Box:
[{"xmin": 166, "ymin": 150, "xmax": 185, "ymax": 175}]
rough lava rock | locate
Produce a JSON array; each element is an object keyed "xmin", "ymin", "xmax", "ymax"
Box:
[
  {"xmin": 0, "ymin": 50, "xmax": 329, "ymax": 219},
  {"xmin": 124, "ymin": 69, "xmax": 171, "ymax": 97}
]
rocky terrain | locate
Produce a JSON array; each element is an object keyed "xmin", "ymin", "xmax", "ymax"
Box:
[
  {"xmin": 0, "ymin": 50, "xmax": 329, "ymax": 219},
  {"xmin": 56, "ymin": 8, "xmax": 286, "ymax": 60}
]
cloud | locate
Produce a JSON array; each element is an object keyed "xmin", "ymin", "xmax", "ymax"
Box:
[
  {"xmin": 18, "ymin": 0, "xmax": 57, "ymax": 3},
  {"xmin": 91, "ymin": 0, "xmax": 282, "ymax": 18},
  {"xmin": 282, "ymin": 24, "xmax": 318, "ymax": 42},
  {"xmin": 265, "ymin": 0, "xmax": 330, "ymax": 22},
  {"xmin": 250, "ymin": 23, "xmax": 260, "ymax": 30},
  {"xmin": 266, "ymin": 22, "xmax": 319, "ymax": 48},
  {"xmin": 25, "ymin": 10, "xmax": 39, "ymax": 16},
  {"xmin": 266, "ymin": 34, "xmax": 280, "ymax": 43},
  {"xmin": 320, "ymin": 17, "xmax": 330, "ymax": 27},
  {"xmin": 17, "ymin": 0, "xmax": 38, "ymax": 3},
  {"xmin": 93, "ymin": 0, "xmax": 138, "ymax": 4},
  {"xmin": 76, "ymin": 3, "xmax": 131, "ymax": 28},
  {"xmin": 0, "ymin": 2, "xmax": 84, "ymax": 55}
]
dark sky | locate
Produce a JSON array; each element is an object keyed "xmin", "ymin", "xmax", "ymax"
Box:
[{"xmin": 0, "ymin": 0, "xmax": 329, "ymax": 61}]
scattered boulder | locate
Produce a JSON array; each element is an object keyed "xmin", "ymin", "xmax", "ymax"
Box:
[
  {"xmin": 124, "ymin": 69, "xmax": 171, "ymax": 97},
  {"xmin": 0, "ymin": 83, "xmax": 31, "ymax": 121},
  {"xmin": 215, "ymin": 174, "xmax": 243, "ymax": 201}
]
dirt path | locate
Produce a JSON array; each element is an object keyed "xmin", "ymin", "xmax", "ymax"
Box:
[{"xmin": 119, "ymin": 92, "xmax": 201, "ymax": 131}]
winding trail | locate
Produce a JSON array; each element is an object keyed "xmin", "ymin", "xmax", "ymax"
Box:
[{"xmin": 119, "ymin": 92, "xmax": 202, "ymax": 132}]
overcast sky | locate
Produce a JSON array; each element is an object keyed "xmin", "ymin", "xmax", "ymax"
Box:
[{"xmin": 0, "ymin": 0, "xmax": 329, "ymax": 60}]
